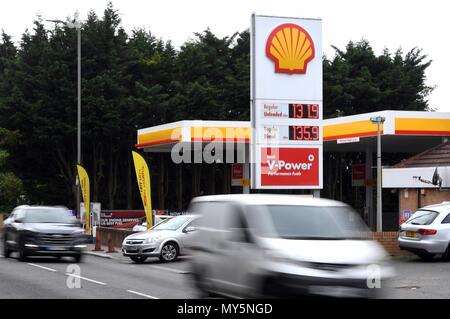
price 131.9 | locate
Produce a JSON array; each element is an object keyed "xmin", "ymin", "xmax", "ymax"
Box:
[
  {"xmin": 289, "ymin": 126, "xmax": 319, "ymax": 141},
  {"xmin": 288, "ymin": 104, "xmax": 319, "ymax": 119}
]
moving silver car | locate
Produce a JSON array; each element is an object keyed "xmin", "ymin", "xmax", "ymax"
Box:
[
  {"xmin": 188, "ymin": 194, "xmax": 394, "ymax": 298},
  {"xmin": 122, "ymin": 214, "xmax": 198, "ymax": 263},
  {"xmin": 398, "ymin": 201, "xmax": 450, "ymax": 260}
]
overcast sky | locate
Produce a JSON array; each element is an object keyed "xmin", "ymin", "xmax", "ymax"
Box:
[{"xmin": 1, "ymin": 0, "xmax": 448, "ymax": 112}]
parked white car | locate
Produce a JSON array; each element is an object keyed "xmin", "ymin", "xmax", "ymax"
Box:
[
  {"xmin": 122, "ymin": 215, "xmax": 198, "ymax": 263},
  {"xmin": 399, "ymin": 201, "xmax": 450, "ymax": 260},
  {"xmin": 188, "ymin": 194, "xmax": 394, "ymax": 298}
]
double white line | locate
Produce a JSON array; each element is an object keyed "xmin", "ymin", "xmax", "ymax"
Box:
[
  {"xmin": 27, "ymin": 263, "xmax": 58, "ymax": 272},
  {"xmin": 126, "ymin": 290, "xmax": 159, "ymax": 299},
  {"xmin": 27, "ymin": 262, "xmax": 159, "ymax": 298},
  {"xmin": 65, "ymin": 273, "xmax": 107, "ymax": 286},
  {"xmin": 28, "ymin": 262, "xmax": 107, "ymax": 285}
]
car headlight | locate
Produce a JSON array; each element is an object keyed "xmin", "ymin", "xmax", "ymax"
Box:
[{"xmin": 144, "ymin": 236, "xmax": 161, "ymax": 244}]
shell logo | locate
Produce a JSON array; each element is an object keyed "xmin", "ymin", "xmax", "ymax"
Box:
[{"xmin": 266, "ymin": 23, "xmax": 315, "ymax": 74}]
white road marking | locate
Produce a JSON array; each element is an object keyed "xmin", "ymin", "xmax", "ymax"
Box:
[
  {"xmin": 27, "ymin": 263, "xmax": 58, "ymax": 272},
  {"xmin": 65, "ymin": 273, "xmax": 107, "ymax": 286},
  {"xmin": 148, "ymin": 264, "xmax": 190, "ymax": 274},
  {"xmin": 126, "ymin": 289, "xmax": 159, "ymax": 299}
]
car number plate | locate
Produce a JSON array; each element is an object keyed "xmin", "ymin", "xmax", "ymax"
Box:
[
  {"xmin": 406, "ymin": 231, "xmax": 416, "ymax": 238},
  {"xmin": 127, "ymin": 246, "xmax": 138, "ymax": 251},
  {"xmin": 47, "ymin": 246, "xmax": 65, "ymax": 251}
]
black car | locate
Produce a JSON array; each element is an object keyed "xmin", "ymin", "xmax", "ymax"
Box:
[{"xmin": 2, "ymin": 205, "xmax": 86, "ymax": 262}]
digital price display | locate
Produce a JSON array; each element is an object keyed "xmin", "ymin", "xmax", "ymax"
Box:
[
  {"xmin": 288, "ymin": 125, "xmax": 320, "ymax": 141},
  {"xmin": 288, "ymin": 104, "xmax": 319, "ymax": 119}
]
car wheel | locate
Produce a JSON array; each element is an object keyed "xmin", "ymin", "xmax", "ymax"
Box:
[
  {"xmin": 261, "ymin": 276, "xmax": 285, "ymax": 298},
  {"xmin": 191, "ymin": 265, "xmax": 211, "ymax": 298},
  {"xmin": 18, "ymin": 242, "xmax": 28, "ymax": 262},
  {"xmin": 159, "ymin": 242, "xmax": 179, "ymax": 262},
  {"xmin": 73, "ymin": 254, "xmax": 83, "ymax": 263},
  {"xmin": 416, "ymin": 252, "xmax": 435, "ymax": 261},
  {"xmin": 444, "ymin": 244, "xmax": 450, "ymax": 261},
  {"xmin": 130, "ymin": 256, "xmax": 147, "ymax": 263},
  {"xmin": 3, "ymin": 238, "xmax": 11, "ymax": 258}
]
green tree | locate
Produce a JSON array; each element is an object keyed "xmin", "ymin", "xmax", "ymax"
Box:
[
  {"xmin": 0, "ymin": 128, "xmax": 23, "ymax": 212},
  {"xmin": 172, "ymin": 29, "xmax": 250, "ymax": 121},
  {"xmin": 323, "ymin": 40, "xmax": 433, "ymax": 118},
  {"xmin": 0, "ymin": 4, "xmax": 435, "ymax": 211}
]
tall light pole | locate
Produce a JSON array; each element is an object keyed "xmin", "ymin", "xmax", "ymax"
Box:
[
  {"xmin": 370, "ymin": 116, "xmax": 385, "ymax": 232},
  {"xmin": 46, "ymin": 15, "xmax": 82, "ymax": 217}
]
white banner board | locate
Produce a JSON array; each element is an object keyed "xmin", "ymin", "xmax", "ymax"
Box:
[
  {"xmin": 81, "ymin": 202, "xmax": 101, "ymax": 236},
  {"xmin": 383, "ymin": 167, "xmax": 450, "ymax": 188}
]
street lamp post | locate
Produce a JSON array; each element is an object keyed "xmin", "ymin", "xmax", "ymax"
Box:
[
  {"xmin": 370, "ymin": 116, "xmax": 385, "ymax": 232},
  {"xmin": 46, "ymin": 16, "xmax": 82, "ymax": 217}
]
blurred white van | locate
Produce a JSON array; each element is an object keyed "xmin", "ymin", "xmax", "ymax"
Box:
[{"xmin": 188, "ymin": 194, "xmax": 394, "ymax": 298}]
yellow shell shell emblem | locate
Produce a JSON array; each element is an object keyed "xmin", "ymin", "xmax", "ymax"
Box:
[{"xmin": 266, "ymin": 23, "xmax": 315, "ymax": 74}]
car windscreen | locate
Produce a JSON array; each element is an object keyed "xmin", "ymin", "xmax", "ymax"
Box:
[
  {"xmin": 154, "ymin": 216, "xmax": 172, "ymax": 225},
  {"xmin": 24, "ymin": 208, "xmax": 77, "ymax": 224},
  {"xmin": 405, "ymin": 210, "xmax": 439, "ymax": 225},
  {"xmin": 151, "ymin": 216, "xmax": 190, "ymax": 231},
  {"xmin": 248, "ymin": 205, "xmax": 369, "ymax": 240}
]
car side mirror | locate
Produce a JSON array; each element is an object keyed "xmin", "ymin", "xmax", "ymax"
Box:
[
  {"xmin": 185, "ymin": 226, "xmax": 196, "ymax": 233},
  {"xmin": 14, "ymin": 217, "xmax": 24, "ymax": 223}
]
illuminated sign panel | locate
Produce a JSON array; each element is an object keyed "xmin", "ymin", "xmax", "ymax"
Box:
[
  {"xmin": 261, "ymin": 103, "xmax": 320, "ymax": 119},
  {"xmin": 260, "ymin": 125, "xmax": 320, "ymax": 143},
  {"xmin": 260, "ymin": 147, "xmax": 321, "ymax": 187},
  {"xmin": 251, "ymin": 15, "xmax": 323, "ymax": 189}
]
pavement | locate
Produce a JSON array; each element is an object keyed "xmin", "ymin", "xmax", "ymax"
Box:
[
  {"xmin": 385, "ymin": 256, "xmax": 450, "ymax": 299},
  {"xmin": 1, "ymin": 242, "xmax": 450, "ymax": 298},
  {"xmin": 84, "ymin": 243, "xmax": 192, "ymax": 274},
  {"xmin": 84, "ymin": 244, "xmax": 121, "ymax": 259}
]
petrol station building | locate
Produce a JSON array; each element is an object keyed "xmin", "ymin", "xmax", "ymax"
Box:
[
  {"xmin": 134, "ymin": 15, "xmax": 450, "ymax": 232},
  {"xmin": 135, "ymin": 110, "xmax": 450, "ymax": 231}
]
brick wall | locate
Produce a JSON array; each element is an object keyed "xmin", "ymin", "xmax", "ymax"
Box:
[
  {"xmin": 400, "ymin": 188, "xmax": 450, "ymax": 215},
  {"xmin": 96, "ymin": 227, "xmax": 136, "ymax": 248},
  {"xmin": 371, "ymin": 232, "xmax": 412, "ymax": 257}
]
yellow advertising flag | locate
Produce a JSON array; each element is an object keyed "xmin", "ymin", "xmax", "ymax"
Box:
[
  {"xmin": 132, "ymin": 151, "xmax": 153, "ymax": 229},
  {"xmin": 77, "ymin": 165, "xmax": 91, "ymax": 235}
]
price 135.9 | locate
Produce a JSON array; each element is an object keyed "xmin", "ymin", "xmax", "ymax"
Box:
[{"xmin": 289, "ymin": 125, "xmax": 320, "ymax": 141}]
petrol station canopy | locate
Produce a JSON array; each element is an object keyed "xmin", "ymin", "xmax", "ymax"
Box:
[{"xmin": 136, "ymin": 111, "xmax": 450, "ymax": 154}]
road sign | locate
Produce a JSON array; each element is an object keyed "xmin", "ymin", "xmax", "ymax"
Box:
[
  {"xmin": 352, "ymin": 164, "xmax": 366, "ymax": 187},
  {"xmin": 231, "ymin": 163, "xmax": 244, "ymax": 186},
  {"xmin": 337, "ymin": 137, "xmax": 360, "ymax": 144}
]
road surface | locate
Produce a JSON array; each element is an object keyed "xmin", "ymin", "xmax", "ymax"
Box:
[
  {"xmin": 1, "ymin": 248, "xmax": 449, "ymax": 298},
  {"xmin": 0, "ymin": 251, "xmax": 197, "ymax": 299}
]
